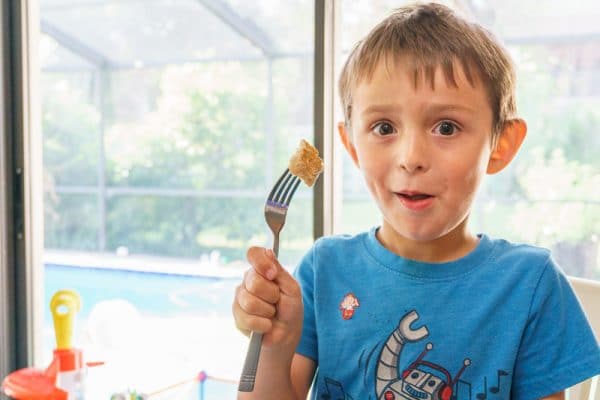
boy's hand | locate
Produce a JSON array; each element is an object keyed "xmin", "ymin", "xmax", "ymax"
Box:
[{"xmin": 233, "ymin": 246, "xmax": 303, "ymax": 351}]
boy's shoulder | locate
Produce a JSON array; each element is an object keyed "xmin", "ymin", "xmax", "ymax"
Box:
[
  {"xmin": 300, "ymin": 230, "xmax": 372, "ymax": 266},
  {"xmin": 314, "ymin": 230, "xmax": 368, "ymax": 245},
  {"xmin": 487, "ymin": 235, "xmax": 552, "ymax": 265},
  {"xmin": 312, "ymin": 229, "xmax": 371, "ymax": 254},
  {"xmin": 484, "ymin": 234, "xmax": 562, "ymax": 280},
  {"xmin": 305, "ymin": 230, "xmax": 559, "ymax": 279},
  {"xmin": 312, "ymin": 231, "xmax": 553, "ymax": 261}
]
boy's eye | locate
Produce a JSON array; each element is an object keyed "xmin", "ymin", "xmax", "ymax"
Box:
[
  {"xmin": 373, "ymin": 122, "xmax": 395, "ymax": 136},
  {"xmin": 436, "ymin": 121, "xmax": 456, "ymax": 136}
]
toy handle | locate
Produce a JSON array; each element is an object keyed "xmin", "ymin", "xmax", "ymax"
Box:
[{"xmin": 50, "ymin": 290, "xmax": 81, "ymax": 350}]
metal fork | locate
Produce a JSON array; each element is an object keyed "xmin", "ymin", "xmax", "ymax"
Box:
[{"xmin": 238, "ymin": 168, "xmax": 301, "ymax": 392}]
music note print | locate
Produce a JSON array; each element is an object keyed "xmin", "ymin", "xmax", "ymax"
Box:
[
  {"xmin": 451, "ymin": 380, "xmax": 471, "ymax": 400},
  {"xmin": 476, "ymin": 376, "xmax": 487, "ymax": 400},
  {"xmin": 490, "ymin": 369, "xmax": 509, "ymax": 394}
]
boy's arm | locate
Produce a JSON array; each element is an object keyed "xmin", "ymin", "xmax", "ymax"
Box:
[
  {"xmin": 540, "ymin": 391, "xmax": 565, "ymax": 400},
  {"xmin": 291, "ymin": 354, "xmax": 317, "ymax": 399},
  {"xmin": 237, "ymin": 353, "xmax": 316, "ymax": 400},
  {"xmin": 235, "ymin": 246, "xmax": 314, "ymax": 399}
]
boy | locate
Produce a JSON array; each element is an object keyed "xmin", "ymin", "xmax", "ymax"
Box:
[{"xmin": 232, "ymin": 3, "xmax": 600, "ymax": 399}]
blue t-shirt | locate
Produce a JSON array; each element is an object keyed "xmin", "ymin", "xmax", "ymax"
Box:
[{"xmin": 294, "ymin": 228, "xmax": 600, "ymax": 400}]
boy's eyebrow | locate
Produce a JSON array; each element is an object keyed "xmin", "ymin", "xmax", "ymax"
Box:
[
  {"xmin": 360, "ymin": 104, "xmax": 401, "ymax": 116},
  {"xmin": 424, "ymin": 103, "xmax": 477, "ymax": 114},
  {"xmin": 360, "ymin": 103, "xmax": 477, "ymax": 117}
]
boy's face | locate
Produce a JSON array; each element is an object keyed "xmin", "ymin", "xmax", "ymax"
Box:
[{"xmin": 343, "ymin": 59, "xmax": 496, "ymax": 245}]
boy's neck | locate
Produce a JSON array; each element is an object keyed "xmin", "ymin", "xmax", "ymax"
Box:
[{"xmin": 376, "ymin": 220, "xmax": 479, "ymax": 263}]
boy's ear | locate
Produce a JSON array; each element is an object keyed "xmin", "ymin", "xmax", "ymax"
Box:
[
  {"xmin": 337, "ymin": 121, "xmax": 360, "ymax": 167},
  {"xmin": 487, "ymin": 119, "xmax": 527, "ymax": 174}
]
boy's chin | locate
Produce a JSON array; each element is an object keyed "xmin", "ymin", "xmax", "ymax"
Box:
[
  {"xmin": 382, "ymin": 222, "xmax": 440, "ymax": 242},
  {"xmin": 383, "ymin": 220, "xmax": 468, "ymax": 244}
]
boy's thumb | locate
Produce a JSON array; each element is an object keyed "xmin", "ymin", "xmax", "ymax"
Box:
[
  {"xmin": 247, "ymin": 246, "xmax": 277, "ymax": 279},
  {"xmin": 274, "ymin": 263, "xmax": 301, "ymax": 297},
  {"xmin": 246, "ymin": 246, "xmax": 301, "ymax": 297},
  {"xmin": 263, "ymin": 249, "xmax": 301, "ymax": 298}
]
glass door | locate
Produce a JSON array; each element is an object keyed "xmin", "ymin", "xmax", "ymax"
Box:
[{"xmin": 37, "ymin": 0, "xmax": 315, "ymax": 398}]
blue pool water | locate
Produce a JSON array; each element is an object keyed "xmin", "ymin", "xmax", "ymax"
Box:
[
  {"xmin": 44, "ymin": 263, "xmax": 242, "ymax": 399},
  {"xmin": 44, "ymin": 264, "xmax": 239, "ymax": 321}
]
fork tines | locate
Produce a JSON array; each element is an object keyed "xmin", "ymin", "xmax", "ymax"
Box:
[{"xmin": 267, "ymin": 168, "xmax": 301, "ymax": 207}]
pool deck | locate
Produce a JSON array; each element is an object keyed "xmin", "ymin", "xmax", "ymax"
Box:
[{"xmin": 44, "ymin": 249, "xmax": 246, "ymax": 279}]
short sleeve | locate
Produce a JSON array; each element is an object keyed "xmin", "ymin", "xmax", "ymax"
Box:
[
  {"xmin": 512, "ymin": 258, "xmax": 600, "ymax": 399},
  {"xmin": 293, "ymin": 243, "xmax": 318, "ymax": 362}
]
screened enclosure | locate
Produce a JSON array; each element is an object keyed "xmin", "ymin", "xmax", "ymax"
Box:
[
  {"xmin": 41, "ymin": 0, "xmax": 316, "ymax": 266},
  {"xmin": 40, "ymin": 0, "xmax": 317, "ymax": 397}
]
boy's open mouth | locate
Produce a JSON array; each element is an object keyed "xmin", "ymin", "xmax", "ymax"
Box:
[
  {"xmin": 396, "ymin": 191, "xmax": 435, "ymax": 211},
  {"xmin": 397, "ymin": 191, "xmax": 433, "ymax": 200}
]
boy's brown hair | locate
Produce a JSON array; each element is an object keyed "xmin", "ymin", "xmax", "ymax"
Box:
[{"xmin": 338, "ymin": 2, "xmax": 517, "ymax": 141}]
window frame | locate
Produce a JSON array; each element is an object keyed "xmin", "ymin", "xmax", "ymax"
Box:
[
  {"xmin": 1, "ymin": 0, "xmax": 44, "ymax": 374},
  {"xmin": 313, "ymin": 0, "xmax": 340, "ymax": 239}
]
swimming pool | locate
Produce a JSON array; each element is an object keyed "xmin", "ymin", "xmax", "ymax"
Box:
[
  {"xmin": 43, "ymin": 263, "xmax": 243, "ymax": 399},
  {"xmin": 44, "ymin": 264, "xmax": 238, "ymax": 319}
]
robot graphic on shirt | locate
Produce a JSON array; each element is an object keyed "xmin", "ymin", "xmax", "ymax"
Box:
[{"xmin": 375, "ymin": 310, "xmax": 471, "ymax": 400}]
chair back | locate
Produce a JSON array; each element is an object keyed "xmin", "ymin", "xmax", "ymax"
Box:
[{"xmin": 566, "ymin": 277, "xmax": 600, "ymax": 400}]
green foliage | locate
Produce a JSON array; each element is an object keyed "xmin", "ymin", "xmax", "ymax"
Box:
[
  {"xmin": 44, "ymin": 193, "xmax": 98, "ymax": 250},
  {"xmin": 106, "ymin": 196, "xmax": 265, "ymax": 260},
  {"xmin": 510, "ymin": 148, "xmax": 599, "ymax": 246},
  {"xmin": 43, "ymin": 62, "xmax": 315, "ymax": 263},
  {"xmin": 108, "ymin": 90, "xmax": 267, "ymax": 189},
  {"xmin": 41, "ymin": 74, "xmax": 100, "ymax": 186},
  {"xmin": 103, "ymin": 89, "xmax": 270, "ymax": 259}
]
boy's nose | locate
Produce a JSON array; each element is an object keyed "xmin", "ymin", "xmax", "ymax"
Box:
[{"xmin": 396, "ymin": 132, "xmax": 430, "ymax": 174}]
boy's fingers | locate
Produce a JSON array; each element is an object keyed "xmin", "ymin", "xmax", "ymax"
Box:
[
  {"xmin": 231, "ymin": 291, "xmax": 250, "ymax": 337},
  {"xmin": 236, "ymin": 284, "xmax": 277, "ymax": 318},
  {"xmin": 243, "ymin": 269, "xmax": 280, "ymax": 304},
  {"xmin": 247, "ymin": 246, "xmax": 278, "ymax": 280},
  {"xmin": 273, "ymin": 265, "xmax": 301, "ymax": 297},
  {"xmin": 246, "ymin": 246, "xmax": 301, "ymax": 298},
  {"xmin": 232, "ymin": 294, "xmax": 273, "ymax": 334}
]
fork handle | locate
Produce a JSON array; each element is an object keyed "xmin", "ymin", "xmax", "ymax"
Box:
[
  {"xmin": 238, "ymin": 236, "xmax": 280, "ymax": 392},
  {"xmin": 272, "ymin": 235, "xmax": 280, "ymax": 258},
  {"xmin": 238, "ymin": 331, "xmax": 263, "ymax": 391}
]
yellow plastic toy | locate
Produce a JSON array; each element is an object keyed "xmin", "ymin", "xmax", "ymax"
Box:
[
  {"xmin": 50, "ymin": 290, "xmax": 82, "ymax": 350},
  {"xmin": 1, "ymin": 289, "xmax": 99, "ymax": 399}
]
